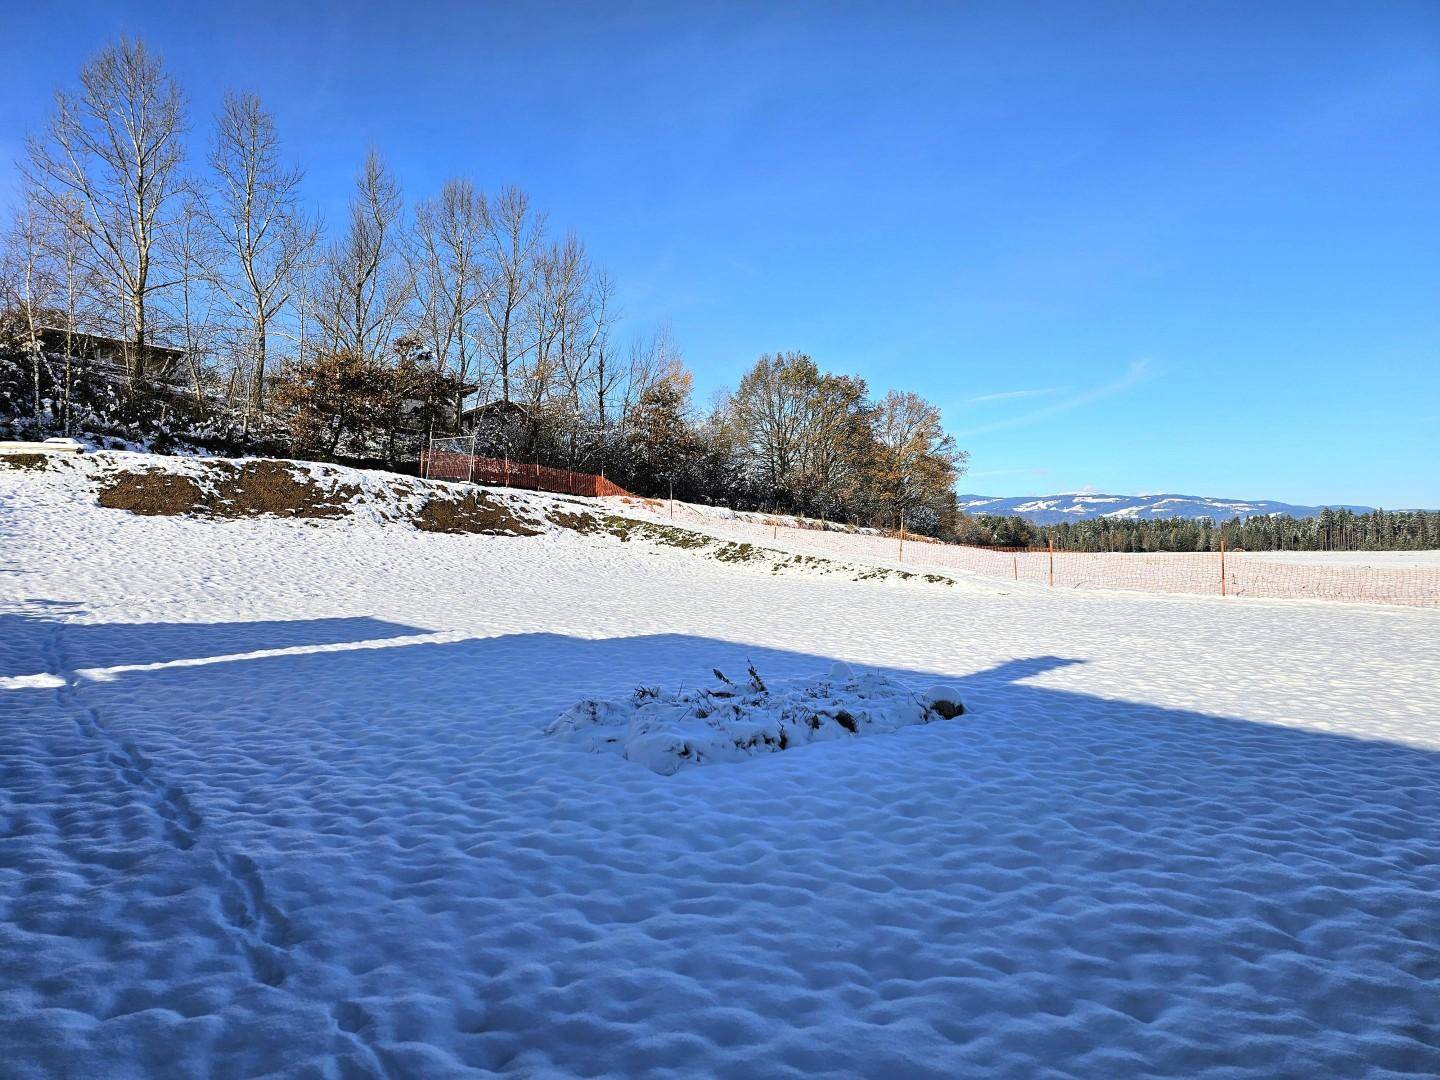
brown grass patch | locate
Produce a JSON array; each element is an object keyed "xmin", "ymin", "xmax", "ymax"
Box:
[
  {"xmin": 208, "ymin": 461, "xmax": 359, "ymax": 519},
  {"xmin": 549, "ymin": 509, "xmax": 605, "ymax": 534},
  {"xmin": 98, "ymin": 459, "xmax": 359, "ymax": 520},
  {"xmin": 1, "ymin": 454, "xmax": 55, "ymax": 471},
  {"xmin": 415, "ymin": 491, "xmax": 540, "ymax": 535},
  {"xmin": 98, "ymin": 470, "xmax": 209, "ymax": 516}
]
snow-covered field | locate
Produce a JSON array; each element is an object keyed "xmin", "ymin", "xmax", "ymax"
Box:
[
  {"xmin": 3, "ymin": 456, "xmax": 1440, "ymax": 1077},
  {"xmin": 616, "ymin": 498, "xmax": 1440, "ymax": 608},
  {"xmin": 1244, "ymin": 549, "xmax": 1440, "ymax": 569}
]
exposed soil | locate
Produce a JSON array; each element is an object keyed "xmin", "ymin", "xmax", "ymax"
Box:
[
  {"xmin": 208, "ymin": 461, "xmax": 360, "ymax": 519},
  {"xmin": 415, "ymin": 492, "xmax": 540, "ymax": 536},
  {"xmin": 552, "ymin": 510, "xmax": 953, "ymax": 586},
  {"xmin": 597, "ymin": 517, "xmax": 711, "ymax": 549},
  {"xmin": 549, "ymin": 509, "xmax": 605, "ymax": 535},
  {"xmin": 97, "ymin": 470, "xmax": 209, "ymax": 516},
  {"xmin": 1, "ymin": 454, "xmax": 56, "ymax": 471},
  {"xmin": 83, "ymin": 457, "xmax": 957, "ymax": 592},
  {"xmin": 97, "ymin": 460, "xmax": 359, "ymax": 520}
]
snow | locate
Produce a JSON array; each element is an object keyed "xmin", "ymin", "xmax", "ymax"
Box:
[
  {"xmin": 1244, "ymin": 549, "xmax": 1440, "ymax": 570},
  {"xmin": 958, "ymin": 492, "xmax": 1389, "ymax": 524},
  {"xmin": 546, "ymin": 665, "xmax": 961, "ymax": 774},
  {"xmin": 4, "ymin": 455, "xmax": 1440, "ymax": 1076}
]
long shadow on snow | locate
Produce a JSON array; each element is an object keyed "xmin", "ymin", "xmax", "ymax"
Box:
[
  {"xmin": 0, "ymin": 611, "xmax": 426, "ymax": 676},
  {"xmin": 4, "ymin": 619, "xmax": 1440, "ymax": 1075}
]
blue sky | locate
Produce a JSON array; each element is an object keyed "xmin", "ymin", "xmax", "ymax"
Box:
[{"xmin": 3, "ymin": 1, "xmax": 1437, "ymax": 506}]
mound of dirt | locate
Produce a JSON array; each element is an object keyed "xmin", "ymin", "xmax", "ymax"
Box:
[
  {"xmin": 415, "ymin": 491, "xmax": 540, "ymax": 536},
  {"xmin": 97, "ymin": 470, "xmax": 210, "ymax": 516},
  {"xmin": 1, "ymin": 454, "xmax": 58, "ymax": 472},
  {"xmin": 97, "ymin": 459, "xmax": 359, "ymax": 520},
  {"xmin": 208, "ymin": 461, "xmax": 359, "ymax": 519}
]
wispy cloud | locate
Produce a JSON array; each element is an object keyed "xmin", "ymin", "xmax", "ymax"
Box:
[
  {"xmin": 967, "ymin": 387, "xmax": 1063, "ymax": 404},
  {"xmin": 956, "ymin": 360, "xmax": 1154, "ymax": 438}
]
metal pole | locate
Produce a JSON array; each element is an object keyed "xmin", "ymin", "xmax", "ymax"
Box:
[
  {"xmin": 1048, "ymin": 536, "xmax": 1055, "ymax": 587},
  {"xmin": 899, "ymin": 514, "xmax": 905, "ymax": 563},
  {"xmin": 1013, "ymin": 554, "xmax": 1018, "ymax": 580},
  {"xmin": 503, "ymin": 455, "xmax": 509, "ymax": 487},
  {"xmin": 1220, "ymin": 538, "xmax": 1227, "ymax": 597}
]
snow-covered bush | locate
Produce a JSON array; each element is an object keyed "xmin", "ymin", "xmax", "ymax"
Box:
[{"xmin": 546, "ymin": 662, "xmax": 964, "ymax": 774}]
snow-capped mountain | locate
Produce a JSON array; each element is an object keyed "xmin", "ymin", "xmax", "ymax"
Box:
[{"xmin": 956, "ymin": 493, "xmax": 1378, "ymax": 524}]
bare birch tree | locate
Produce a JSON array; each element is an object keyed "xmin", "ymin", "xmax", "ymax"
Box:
[
  {"xmin": 0, "ymin": 203, "xmax": 51, "ymax": 419},
  {"xmin": 410, "ymin": 177, "xmax": 488, "ymax": 426},
  {"xmin": 168, "ymin": 190, "xmax": 223, "ymax": 410},
  {"xmin": 23, "ymin": 37, "xmax": 187, "ymax": 383},
  {"xmin": 479, "ymin": 185, "xmax": 543, "ymax": 404},
  {"xmin": 205, "ymin": 91, "xmax": 312, "ymax": 423},
  {"xmin": 313, "ymin": 150, "xmax": 410, "ymax": 362}
]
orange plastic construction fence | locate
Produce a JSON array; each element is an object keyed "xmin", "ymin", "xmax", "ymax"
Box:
[
  {"xmin": 420, "ymin": 450, "xmax": 633, "ymax": 499},
  {"xmin": 618, "ymin": 501, "xmax": 1440, "ymax": 610}
]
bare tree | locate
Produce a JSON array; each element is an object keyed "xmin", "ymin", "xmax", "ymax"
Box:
[
  {"xmin": 168, "ymin": 190, "xmax": 223, "ymax": 410},
  {"xmin": 410, "ymin": 177, "xmax": 489, "ymax": 427},
  {"xmin": 23, "ymin": 37, "xmax": 187, "ymax": 382},
  {"xmin": 0, "ymin": 202, "xmax": 51, "ymax": 419},
  {"xmin": 206, "ymin": 91, "xmax": 312, "ymax": 424},
  {"xmin": 314, "ymin": 150, "xmax": 410, "ymax": 363},
  {"xmin": 618, "ymin": 322, "xmax": 682, "ymax": 427},
  {"xmin": 479, "ymin": 185, "xmax": 543, "ymax": 404}
]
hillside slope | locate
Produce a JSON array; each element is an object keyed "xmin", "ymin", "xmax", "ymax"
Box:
[{"xmin": 2, "ymin": 445, "xmax": 1438, "ymax": 1077}]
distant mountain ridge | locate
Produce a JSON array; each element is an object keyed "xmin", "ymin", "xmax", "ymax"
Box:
[{"xmin": 956, "ymin": 493, "xmax": 1380, "ymax": 525}]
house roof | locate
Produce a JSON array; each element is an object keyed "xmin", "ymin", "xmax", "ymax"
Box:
[{"xmin": 36, "ymin": 325, "xmax": 185, "ymax": 358}]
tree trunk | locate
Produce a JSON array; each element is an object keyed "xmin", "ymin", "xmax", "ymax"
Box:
[
  {"xmin": 131, "ymin": 293, "xmax": 147, "ymax": 383},
  {"xmin": 252, "ymin": 316, "xmax": 267, "ymax": 420}
]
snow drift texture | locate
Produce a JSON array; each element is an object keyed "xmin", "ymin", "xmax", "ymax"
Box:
[
  {"xmin": 4, "ymin": 452, "xmax": 1440, "ymax": 1077},
  {"xmin": 547, "ymin": 662, "xmax": 964, "ymax": 773}
]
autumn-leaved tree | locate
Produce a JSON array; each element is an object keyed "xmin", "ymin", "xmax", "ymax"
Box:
[
  {"xmin": 625, "ymin": 365, "xmax": 698, "ymax": 497},
  {"xmin": 271, "ymin": 348, "xmax": 382, "ymax": 457},
  {"xmin": 868, "ymin": 389, "xmax": 966, "ymax": 531}
]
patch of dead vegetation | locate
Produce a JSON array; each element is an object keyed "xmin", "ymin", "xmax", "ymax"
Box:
[
  {"xmin": 549, "ymin": 509, "xmax": 605, "ymax": 534},
  {"xmin": 97, "ymin": 459, "xmax": 359, "ymax": 520},
  {"xmin": 415, "ymin": 491, "xmax": 540, "ymax": 535},
  {"xmin": 97, "ymin": 470, "xmax": 208, "ymax": 516},
  {"xmin": 1, "ymin": 454, "xmax": 56, "ymax": 471},
  {"xmin": 554, "ymin": 510, "xmax": 954, "ymax": 587},
  {"xmin": 209, "ymin": 461, "xmax": 360, "ymax": 518}
]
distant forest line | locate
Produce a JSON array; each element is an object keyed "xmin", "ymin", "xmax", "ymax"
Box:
[{"xmin": 951, "ymin": 507, "xmax": 1440, "ymax": 553}]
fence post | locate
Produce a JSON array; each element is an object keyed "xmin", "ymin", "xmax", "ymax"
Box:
[
  {"xmin": 1048, "ymin": 537, "xmax": 1055, "ymax": 588},
  {"xmin": 1013, "ymin": 554, "xmax": 1018, "ymax": 581},
  {"xmin": 1220, "ymin": 538, "xmax": 1227, "ymax": 597},
  {"xmin": 899, "ymin": 514, "xmax": 905, "ymax": 563},
  {"xmin": 503, "ymin": 455, "xmax": 510, "ymax": 487},
  {"xmin": 534, "ymin": 461, "xmax": 540, "ymax": 489}
]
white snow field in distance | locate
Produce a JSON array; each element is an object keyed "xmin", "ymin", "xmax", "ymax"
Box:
[{"xmin": 2, "ymin": 456, "xmax": 1440, "ymax": 1077}]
